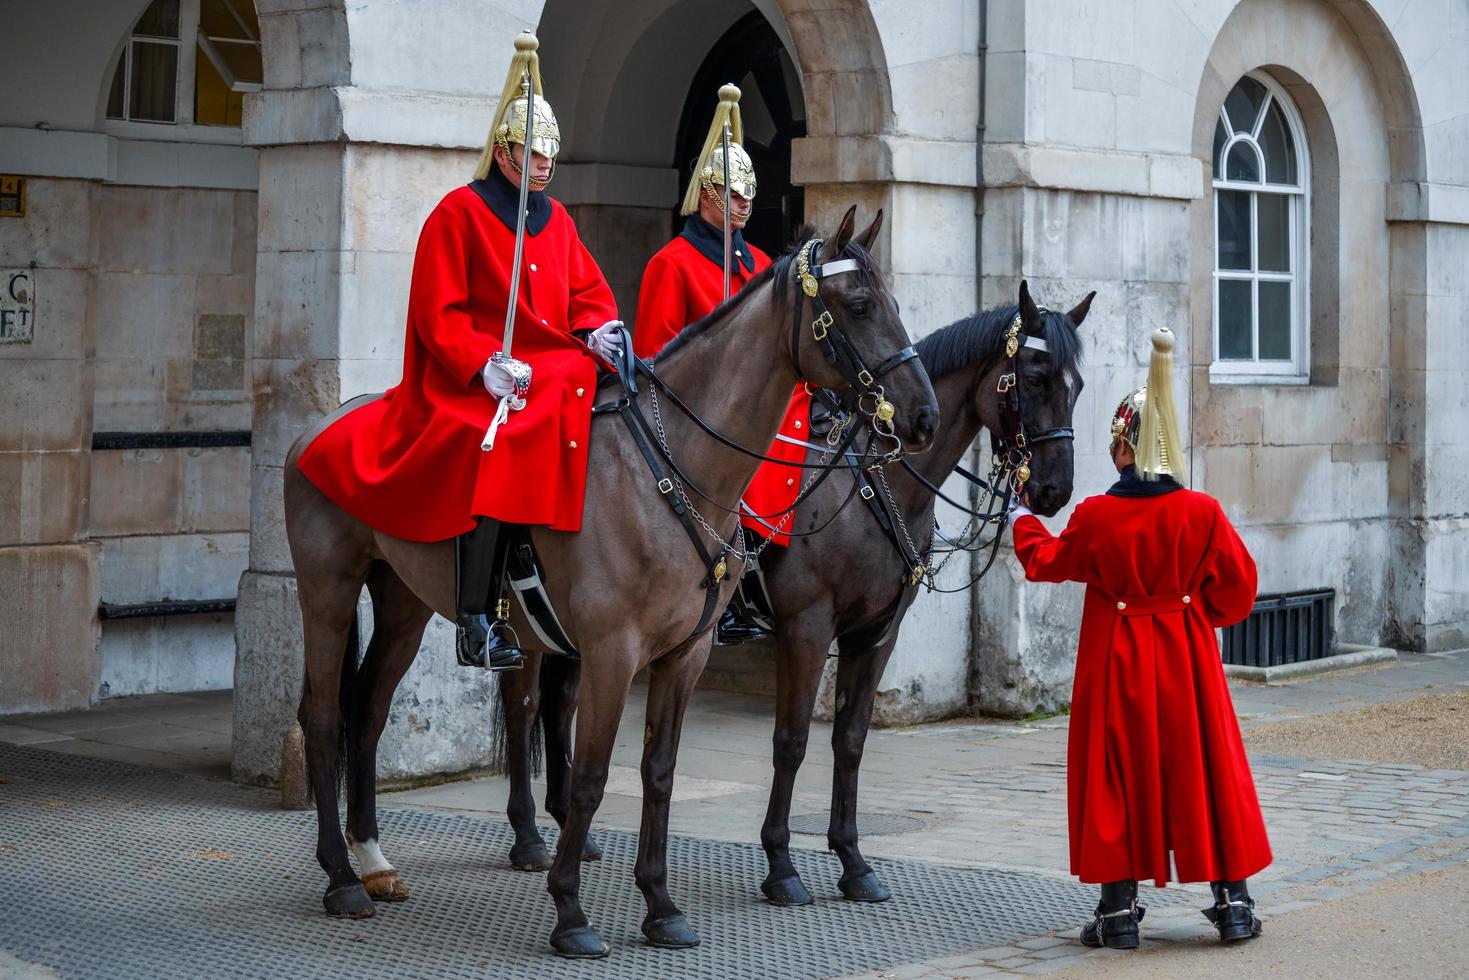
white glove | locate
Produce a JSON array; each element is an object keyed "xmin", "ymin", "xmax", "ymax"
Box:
[
  {"xmin": 481, "ymin": 358, "xmax": 517, "ymax": 399},
  {"xmin": 587, "ymin": 319, "xmax": 626, "ymax": 360}
]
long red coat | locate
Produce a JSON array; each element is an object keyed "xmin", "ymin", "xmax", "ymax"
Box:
[
  {"xmin": 1012, "ymin": 477, "xmax": 1272, "ymax": 886},
  {"xmin": 297, "ymin": 182, "xmax": 617, "ymax": 542},
  {"xmin": 633, "ymin": 220, "xmax": 809, "ymax": 546}
]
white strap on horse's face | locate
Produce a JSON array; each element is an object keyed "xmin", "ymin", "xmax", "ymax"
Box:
[
  {"xmin": 812, "ymin": 258, "xmax": 860, "ymax": 279},
  {"xmin": 1022, "ymin": 335, "xmax": 1049, "ymax": 353}
]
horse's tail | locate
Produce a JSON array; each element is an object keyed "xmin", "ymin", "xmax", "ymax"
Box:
[
  {"xmin": 338, "ymin": 611, "xmax": 362, "ymax": 791},
  {"xmin": 487, "ymin": 664, "xmax": 545, "ymax": 779}
]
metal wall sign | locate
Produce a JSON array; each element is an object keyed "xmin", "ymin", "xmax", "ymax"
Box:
[
  {"xmin": 0, "ymin": 176, "xmax": 24, "ymax": 217},
  {"xmin": 1, "ymin": 269, "xmax": 35, "ymax": 344}
]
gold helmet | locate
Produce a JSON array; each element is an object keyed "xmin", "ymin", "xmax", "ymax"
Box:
[
  {"xmin": 681, "ymin": 83, "xmax": 758, "ymax": 216},
  {"xmin": 474, "ymin": 32, "xmax": 562, "ymax": 189},
  {"xmin": 1110, "ymin": 327, "xmax": 1188, "ymax": 481}
]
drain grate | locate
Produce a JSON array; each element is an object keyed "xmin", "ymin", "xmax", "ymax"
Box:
[
  {"xmin": 788, "ymin": 811, "xmax": 927, "ymax": 837},
  {"xmin": 0, "ymin": 742, "xmax": 1187, "ymax": 979}
]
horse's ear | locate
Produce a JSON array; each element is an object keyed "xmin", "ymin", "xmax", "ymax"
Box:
[
  {"xmin": 1068, "ymin": 291, "xmax": 1096, "ymax": 328},
  {"xmin": 833, "ymin": 205, "xmax": 858, "ymax": 252},
  {"xmin": 855, "ymin": 209, "xmax": 884, "ymax": 253},
  {"xmin": 1018, "ymin": 279, "xmax": 1042, "ymax": 330}
]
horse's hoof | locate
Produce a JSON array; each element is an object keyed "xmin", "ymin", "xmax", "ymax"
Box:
[
  {"xmin": 360, "ymin": 869, "xmax": 410, "ymax": 902},
  {"xmin": 642, "ymin": 913, "xmax": 700, "ymax": 949},
  {"xmin": 762, "ymin": 874, "xmax": 815, "ymax": 907},
  {"xmin": 582, "ymin": 834, "xmax": 603, "ymax": 862},
  {"xmin": 509, "ymin": 839, "xmax": 553, "ymax": 872},
  {"xmin": 550, "ymin": 925, "xmax": 610, "ymax": 959},
  {"xmin": 323, "ymin": 882, "xmax": 376, "ymax": 918},
  {"xmin": 839, "ymin": 870, "xmax": 892, "ymax": 903}
]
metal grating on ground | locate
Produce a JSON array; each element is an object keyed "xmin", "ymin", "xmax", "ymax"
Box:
[
  {"xmin": 0, "ymin": 742, "xmax": 1181, "ymax": 979},
  {"xmin": 787, "ymin": 811, "xmax": 927, "ymax": 837}
]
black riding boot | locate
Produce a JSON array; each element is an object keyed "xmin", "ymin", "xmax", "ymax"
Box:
[
  {"xmin": 455, "ymin": 519, "xmax": 523, "ymax": 672},
  {"xmin": 1079, "ymin": 879, "xmax": 1143, "ymax": 950},
  {"xmin": 715, "ymin": 601, "xmax": 767, "ymax": 646},
  {"xmin": 1203, "ymin": 879, "xmax": 1262, "ymax": 942}
]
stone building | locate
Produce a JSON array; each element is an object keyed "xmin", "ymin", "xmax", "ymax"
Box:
[{"xmin": 1, "ymin": 0, "xmax": 1464, "ymax": 784}]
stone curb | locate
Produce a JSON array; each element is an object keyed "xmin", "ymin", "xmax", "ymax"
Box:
[{"xmin": 1222, "ymin": 645, "xmax": 1398, "ymax": 684}]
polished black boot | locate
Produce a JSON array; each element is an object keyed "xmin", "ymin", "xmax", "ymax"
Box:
[
  {"xmin": 455, "ymin": 519, "xmax": 524, "ymax": 672},
  {"xmin": 715, "ymin": 602, "xmax": 767, "ymax": 646},
  {"xmin": 1079, "ymin": 879, "xmax": 1143, "ymax": 949},
  {"xmin": 1203, "ymin": 879, "xmax": 1262, "ymax": 942}
]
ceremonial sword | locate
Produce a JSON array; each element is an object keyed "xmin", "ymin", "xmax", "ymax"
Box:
[
  {"xmin": 482, "ymin": 71, "xmax": 536, "ymax": 451},
  {"xmin": 721, "ymin": 120, "xmax": 732, "ymax": 301}
]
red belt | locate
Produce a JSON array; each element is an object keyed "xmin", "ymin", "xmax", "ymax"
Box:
[{"xmin": 1107, "ymin": 592, "xmax": 1193, "ymax": 616}]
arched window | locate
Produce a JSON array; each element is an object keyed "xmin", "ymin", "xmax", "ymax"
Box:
[
  {"xmin": 1212, "ymin": 72, "xmax": 1309, "ymax": 380},
  {"xmin": 106, "ymin": 0, "xmax": 262, "ymax": 134}
]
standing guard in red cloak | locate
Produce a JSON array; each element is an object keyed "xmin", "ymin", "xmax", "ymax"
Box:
[
  {"xmin": 1009, "ymin": 327, "xmax": 1272, "ymax": 949},
  {"xmin": 296, "ymin": 34, "xmax": 622, "ymax": 672},
  {"xmin": 632, "ymin": 83, "xmax": 789, "ymax": 645}
]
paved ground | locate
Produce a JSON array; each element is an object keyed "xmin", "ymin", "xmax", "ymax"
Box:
[{"xmin": 1, "ymin": 647, "xmax": 1467, "ymax": 977}]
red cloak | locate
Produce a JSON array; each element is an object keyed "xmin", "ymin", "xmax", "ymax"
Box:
[
  {"xmin": 296, "ymin": 184, "xmax": 617, "ymax": 542},
  {"xmin": 633, "ymin": 224, "xmax": 809, "ymax": 546},
  {"xmin": 1012, "ymin": 484, "xmax": 1272, "ymax": 886}
]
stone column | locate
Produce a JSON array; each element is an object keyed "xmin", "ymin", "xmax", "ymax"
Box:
[
  {"xmin": 232, "ymin": 0, "xmax": 532, "ymax": 785},
  {"xmin": 0, "ymin": 178, "xmax": 101, "ymax": 714}
]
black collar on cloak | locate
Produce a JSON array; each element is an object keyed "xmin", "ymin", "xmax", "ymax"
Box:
[
  {"xmin": 468, "ymin": 165, "xmax": 552, "ymax": 236},
  {"xmin": 1106, "ymin": 464, "xmax": 1184, "ymax": 497},
  {"xmin": 680, "ymin": 214, "xmax": 755, "ymax": 274}
]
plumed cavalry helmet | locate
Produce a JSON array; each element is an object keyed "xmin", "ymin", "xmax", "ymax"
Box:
[
  {"xmin": 474, "ymin": 32, "xmax": 562, "ymax": 189},
  {"xmin": 1110, "ymin": 327, "xmax": 1188, "ymax": 481},
  {"xmin": 681, "ymin": 83, "xmax": 758, "ymax": 216}
]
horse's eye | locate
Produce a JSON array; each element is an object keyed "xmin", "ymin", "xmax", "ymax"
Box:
[
  {"xmin": 1025, "ymin": 372, "xmax": 1046, "ymax": 388},
  {"xmin": 850, "ymin": 302, "xmax": 868, "ymax": 317}
]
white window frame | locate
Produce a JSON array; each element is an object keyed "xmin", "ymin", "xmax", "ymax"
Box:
[
  {"xmin": 104, "ymin": 0, "xmax": 261, "ymax": 146},
  {"xmin": 1210, "ymin": 70, "xmax": 1311, "ymax": 386}
]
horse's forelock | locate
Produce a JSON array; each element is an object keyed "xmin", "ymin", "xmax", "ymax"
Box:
[{"xmin": 916, "ymin": 301, "xmax": 1084, "ymax": 382}]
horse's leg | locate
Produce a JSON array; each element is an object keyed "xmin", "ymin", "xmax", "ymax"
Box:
[
  {"xmin": 540, "ymin": 656, "xmax": 601, "ymax": 861},
  {"xmin": 345, "ymin": 564, "xmax": 432, "ymax": 902},
  {"xmin": 502, "ymin": 651, "xmax": 553, "ymax": 871},
  {"xmin": 828, "ymin": 635, "xmax": 899, "ymax": 902},
  {"xmin": 759, "ymin": 625, "xmax": 831, "ymax": 906},
  {"xmin": 296, "ymin": 567, "xmax": 376, "ymax": 918},
  {"xmin": 634, "ymin": 643, "xmax": 710, "ymax": 949},
  {"xmin": 545, "ymin": 646, "xmax": 638, "ymax": 959}
]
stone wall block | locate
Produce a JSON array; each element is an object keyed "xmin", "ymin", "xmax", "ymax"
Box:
[
  {"xmin": 250, "ymin": 357, "xmax": 342, "ymax": 468},
  {"xmin": 249, "ymin": 463, "xmax": 292, "ymax": 577},
  {"xmin": 0, "ymin": 450, "xmax": 86, "ymax": 547},
  {"xmin": 94, "ymin": 272, "xmax": 196, "ymax": 359},
  {"xmin": 0, "ymin": 543, "xmax": 100, "ymax": 715},
  {"xmin": 182, "ymin": 446, "xmax": 251, "ymax": 533},
  {"xmin": 337, "ymin": 251, "xmax": 412, "ymax": 362},
  {"xmin": 0, "ymin": 267, "xmax": 90, "ymax": 362},
  {"xmin": 231, "ymin": 570, "xmax": 304, "ymax": 785},
  {"xmin": 337, "ymin": 358, "xmax": 403, "ymax": 404},
  {"xmin": 0, "ymin": 178, "xmax": 94, "ymax": 270},
  {"xmin": 889, "ymin": 56, "xmax": 976, "ymax": 142},
  {"xmin": 256, "ymin": 145, "xmax": 345, "ymax": 254},
  {"xmin": 101, "ymin": 614, "xmax": 237, "ymax": 699},
  {"xmin": 0, "ymin": 359, "xmax": 89, "ymax": 452},
  {"xmin": 88, "ymin": 448, "xmax": 184, "ymax": 536},
  {"xmin": 258, "ymin": 11, "xmax": 303, "ymax": 91},
  {"xmin": 1260, "ymin": 368, "xmax": 1388, "ymax": 447},
  {"xmin": 98, "ymin": 187, "xmax": 235, "ymax": 276},
  {"xmin": 342, "ymin": 146, "xmax": 476, "ymax": 254},
  {"xmin": 296, "ymin": 6, "xmax": 352, "ymax": 90},
  {"xmin": 99, "ymin": 532, "xmax": 246, "ymax": 605},
  {"xmin": 92, "ymin": 359, "xmax": 166, "ymax": 433},
  {"xmin": 890, "ymin": 185, "xmax": 976, "ymax": 279},
  {"xmin": 252, "ymin": 251, "xmax": 346, "ymax": 361}
]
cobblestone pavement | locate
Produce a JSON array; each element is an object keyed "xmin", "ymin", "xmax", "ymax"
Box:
[{"xmin": 2, "ymin": 649, "xmax": 1466, "ymax": 978}]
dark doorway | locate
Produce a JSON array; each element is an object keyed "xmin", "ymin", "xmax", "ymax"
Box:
[{"xmin": 673, "ymin": 11, "xmax": 806, "ymax": 257}]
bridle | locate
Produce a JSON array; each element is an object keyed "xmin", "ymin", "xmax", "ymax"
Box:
[{"xmin": 991, "ymin": 308, "xmax": 1075, "ymax": 496}]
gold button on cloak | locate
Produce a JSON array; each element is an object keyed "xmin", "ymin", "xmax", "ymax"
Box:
[
  {"xmin": 1116, "ymin": 601, "xmax": 1127, "ymax": 610},
  {"xmin": 568, "ymin": 441, "xmax": 577, "ymax": 450}
]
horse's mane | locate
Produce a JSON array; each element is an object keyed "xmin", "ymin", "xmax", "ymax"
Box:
[
  {"xmin": 915, "ymin": 302, "xmax": 1084, "ymax": 383},
  {"xmin": 653, "ymin": 223, "xmax": 882, "ymax": 363}
]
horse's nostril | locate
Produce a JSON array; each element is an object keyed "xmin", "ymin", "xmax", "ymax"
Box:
[{"xmin": 913, "ymin": 406, "xmax": 938, "ymax": 441}]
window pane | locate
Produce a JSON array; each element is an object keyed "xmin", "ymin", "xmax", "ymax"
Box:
[
  {"xmin": 135, "ymin": 0, "xmax": 180, "ymax": 38},
  {"xmin": 107, "ymin": 55, "xmax": 126, "ymax": 119},
  {"xmin": 129, "ymin": 41, "xmax": 178, "ymax": 123},
  {"xmin": 1257, "ymin": 193, "xmax": 1291, "ymax": 273},
  {"xmin": 1216, "ymin": 189, "xmax": 1251, "ymax": 271},
  {"xmin": 200, "ymin": 0, "xmax": 260, "ymax": 40},
  {"xmin": 1259, "ymin": 99, "xmax": 1298, "ymax": 185},
  {"xmin": 1212, "ymin": 117, "xmax": 1227, "ymax": 178},
  {"xmin": 1258, "ymin": 281, "xmax": 1292, "ymax": 360},
  {"xmin": 1223, "ymin": 75, "xmax": 1267, "ymax": 136},
  {"xmin": 1226, "ymin": 141, "xmax": 1261, "ymax": 182},
  {"xmin": 195, "ymin": 44, "xmax": 245, "ymax": 126},
  {"xmin": 1218, "ymin": 279, "xmax": 1253, "ymax": 359}
]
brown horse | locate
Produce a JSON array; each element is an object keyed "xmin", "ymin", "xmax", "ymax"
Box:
[
  {"xmin": 492, "ymin": 282, "xmax": 1090, "ymax": 907},
  {"xmin": 282, "ymin": 207, "xmax": 938, "ymax": 958}
]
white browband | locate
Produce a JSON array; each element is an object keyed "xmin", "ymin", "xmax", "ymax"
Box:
[
  {"xmin": 814, "ymin": 258, "xmax": 860, "ymax": 278},
  {"xmin": 1021, "ymin": 335, "xmax": 1050, "ymax": 353}
]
